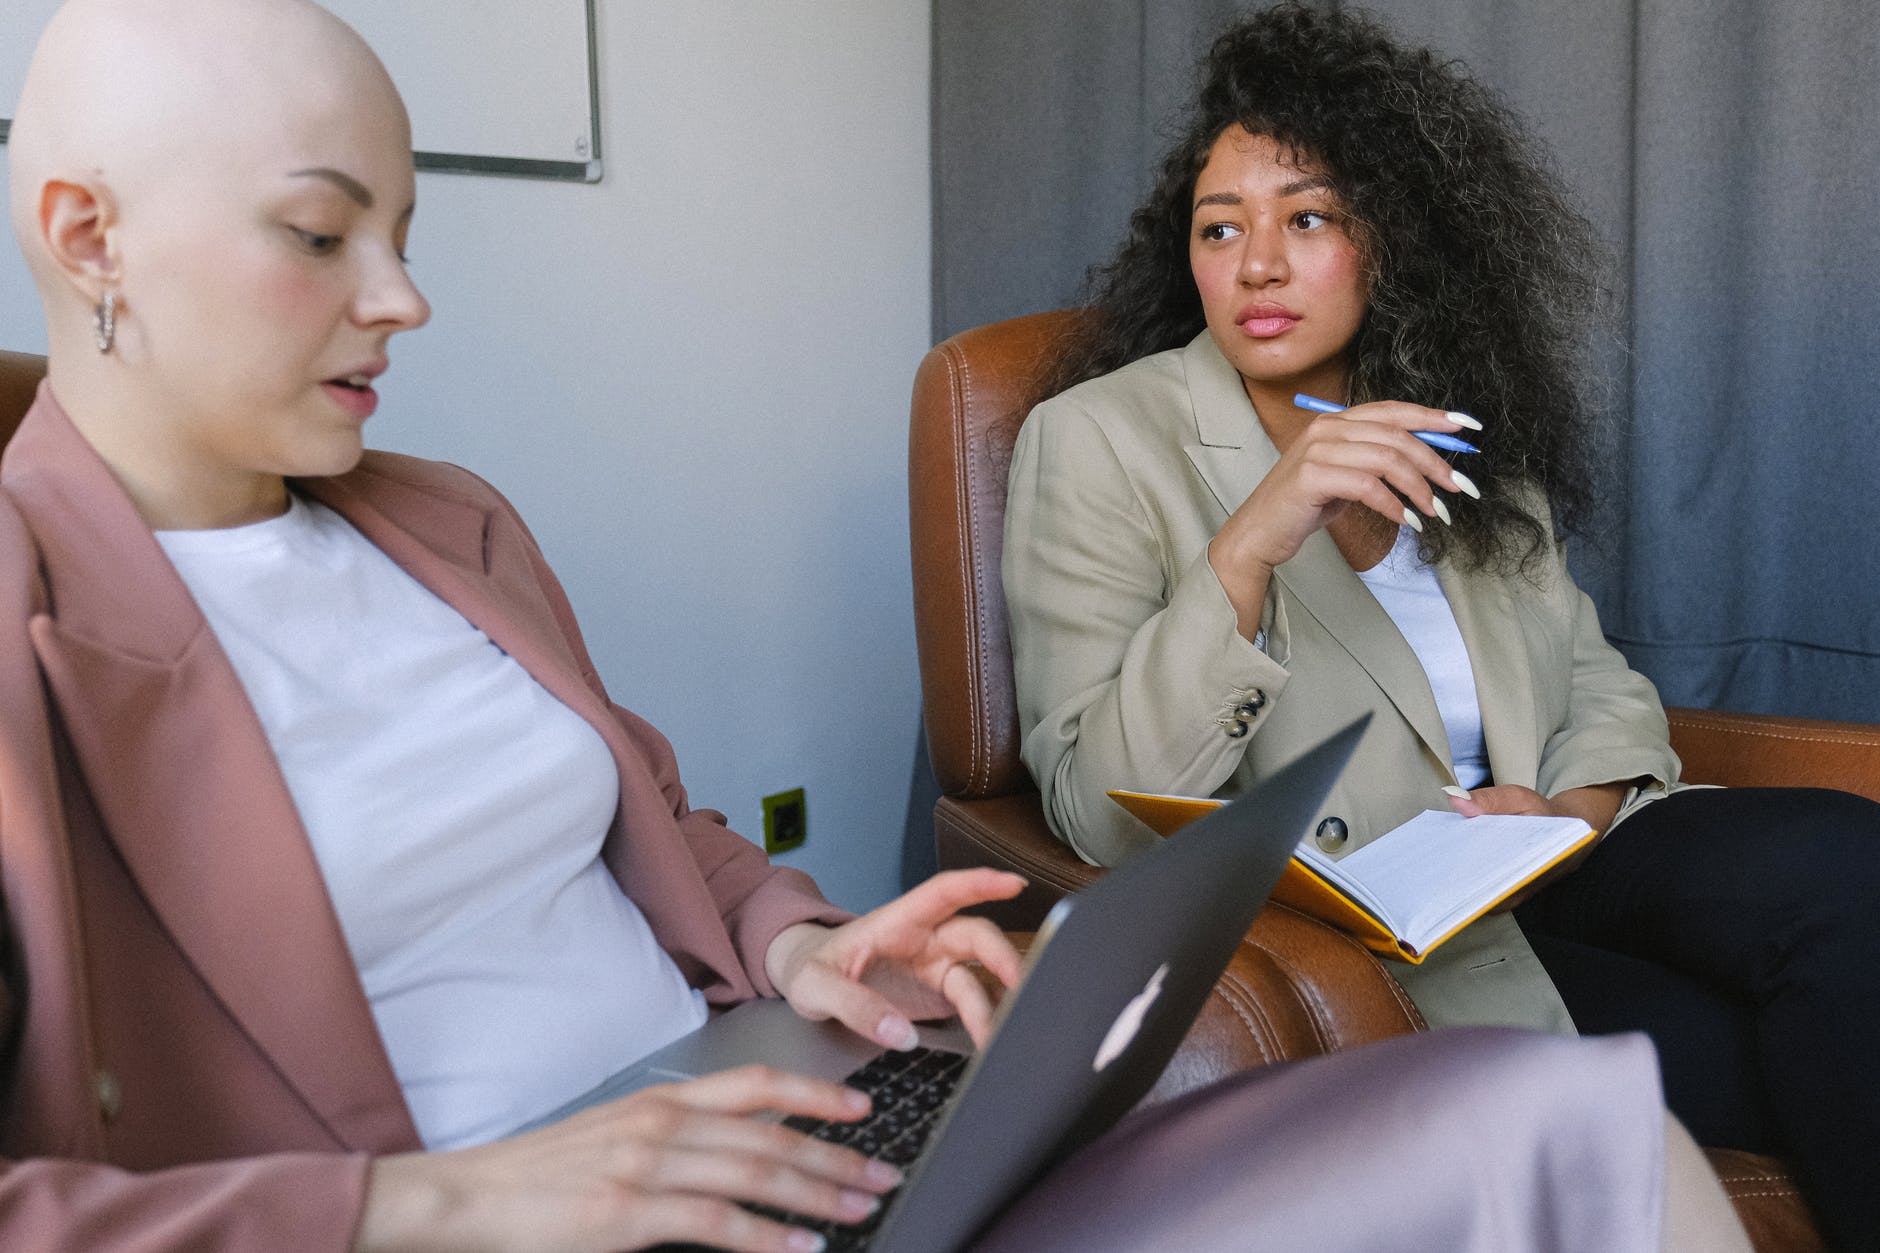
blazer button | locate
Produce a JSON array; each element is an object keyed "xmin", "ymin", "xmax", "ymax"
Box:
[
  {"xmin": 94, "ymin": 1068, "xmax": 122, "ymax": 1123},
  {"xmin": 1225, "ymin": 718, "xmax": 1250, "ymax": 739},
  {"xmin": 1314, "ymin": 816, "xmax": 1349, "ymax": 852}
]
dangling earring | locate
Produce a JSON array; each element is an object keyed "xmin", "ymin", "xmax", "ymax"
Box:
[{"xmin": 93, "ymin": 290, "xmax": 117, "ymax": 354}]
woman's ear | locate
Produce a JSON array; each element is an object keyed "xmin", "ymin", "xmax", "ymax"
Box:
[{"xmin": 37, "ymin": 176, "xmax": 121, "ymax": 298}]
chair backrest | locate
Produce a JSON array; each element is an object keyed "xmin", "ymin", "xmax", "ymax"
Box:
[
  {"xmin": 909, "ymin": 309, "xmax": 1087, "ymax": 802},
  {"xmin": 0, "ymin": 350, "xmax": 48, "ymax": 452}
]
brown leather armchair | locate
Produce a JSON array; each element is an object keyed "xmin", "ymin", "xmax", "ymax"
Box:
[
  {"xmin": 0, "ymin": 350, "xmax": 42, "ymax": 447},
  {"xmin": 908, "ymin": 311, "xmax": 1876, "ymax": 1251}
]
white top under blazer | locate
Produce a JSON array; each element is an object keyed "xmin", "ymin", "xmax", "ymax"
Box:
[{"xmin": 159, "ymin": 494, "xmax": 707, "ymax": 1149}]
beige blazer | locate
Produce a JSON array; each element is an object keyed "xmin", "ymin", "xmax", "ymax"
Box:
[
  {"xmin": 1003, "ymin": 333, "xmax": 1682, "ymax": 1033},
  {"xmin": 0, "ymin": 386, "xmax": 847, "ymax": 1250}
]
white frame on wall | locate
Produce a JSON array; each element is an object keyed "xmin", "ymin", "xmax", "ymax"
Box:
[{"xmin": 1, "ymin": 0, "xmax": 602, "ymax": 183}]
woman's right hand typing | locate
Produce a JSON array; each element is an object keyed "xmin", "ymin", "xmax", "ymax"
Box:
[{"xmin": 353, "ymin": 1065, "xmax": 898, "ymax": 1253}]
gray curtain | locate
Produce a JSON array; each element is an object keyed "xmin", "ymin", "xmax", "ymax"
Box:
[{"xmin": 930, "ymin": 0, "xmax": 1880, "ymax": 723}]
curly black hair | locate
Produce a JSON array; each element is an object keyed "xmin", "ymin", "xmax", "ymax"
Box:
[{"xmin": 1050, "ymin": 2, "xmax": 1608, "ymax": 573}]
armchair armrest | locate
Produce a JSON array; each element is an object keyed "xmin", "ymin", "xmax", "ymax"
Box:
[
  {"xmin": 1667, "ymin": 706, "xmax": 1880, "ymax": 802},
  {"xmin": 934, "ymin": 793, "xmax": 1098, "ymax": 930},
  {"xmin": 996, "ymin": 905, "xmax": 1425, "ymax": 1110},
  {"xmin": 1139, "ymin": 903, "xmax": 1424, "ymax": 1106},
  {"xmin": 1, "ymin": 349, "xmax": 48, "ymax": 449}
]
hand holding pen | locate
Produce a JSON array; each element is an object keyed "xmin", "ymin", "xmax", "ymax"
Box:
[
  {"xmin": 1281, "ymin": 392, "xmax": 1483, "ymax": 536},
  {"xmin": 1293, "ymin": 393, "xmax": 1480, "ymax": 454},
  {"xmin": 1207, "ymin": 392, "xmax": 1484, "ymax": 628}
]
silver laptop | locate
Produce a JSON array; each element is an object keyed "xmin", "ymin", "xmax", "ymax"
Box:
[{"xmin": 526, "ymin": 715, "xmax": 1370, "ymax": 1252}]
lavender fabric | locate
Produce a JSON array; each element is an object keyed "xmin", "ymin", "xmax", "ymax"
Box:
[{"xmin": 971, "ymin": 1028, "xmax": 1665, "ymax": 1253}]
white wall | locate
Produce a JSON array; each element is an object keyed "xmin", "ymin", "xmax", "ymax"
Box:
[{"xmin": 0, "ymin": 2, "xmax": 933, "ymax": 911}]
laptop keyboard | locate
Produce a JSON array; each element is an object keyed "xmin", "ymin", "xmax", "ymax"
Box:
[{"xmin": 654, "ymin": 1045, "xmax": 968, "ymax": 1252}]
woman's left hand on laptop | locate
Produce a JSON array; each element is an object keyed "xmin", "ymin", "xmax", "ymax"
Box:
[{"xmin": 764, "ymin": 869, "xmax": 1027, "ymax": 1050}]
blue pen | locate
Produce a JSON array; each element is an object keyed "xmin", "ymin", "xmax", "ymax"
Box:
[{"xmin": 1293, "ymin": 393, "xmax": 1480, "ymax": 454}]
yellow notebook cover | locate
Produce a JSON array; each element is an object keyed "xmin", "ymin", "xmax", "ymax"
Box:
[{"xmin": 1106, "ymin": 789, "xmax": 1594, "ymax": 964}]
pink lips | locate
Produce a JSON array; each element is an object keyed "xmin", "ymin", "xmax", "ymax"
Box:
[
  {"xmin": 1236, "ymin": 302, "xmax": 1301, "ymax": 339},
  {"xmin": 322, "ymin": 361, "xmax": 387, "ymax": 421},
  {"xmin": 322, "ymin": 381, "xmax": 378, "ymax": 420}
]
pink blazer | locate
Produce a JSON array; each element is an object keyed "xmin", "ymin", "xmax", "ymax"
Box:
[{"xmin": 0, "ymin": 386, "xmax": 848, "ymax": 1250}]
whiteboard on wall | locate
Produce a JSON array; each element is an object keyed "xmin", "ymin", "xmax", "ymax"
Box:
[{"xmin": 1, "ymin": 0, "xmax": 601, "ymax": 183}]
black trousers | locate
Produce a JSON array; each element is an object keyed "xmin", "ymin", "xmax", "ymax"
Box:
[{"xmin": 1516, "ymin": 786, "xmax": 1880, "ymax": 1252}]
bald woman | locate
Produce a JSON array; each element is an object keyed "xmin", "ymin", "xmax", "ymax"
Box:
[
  {"xmin": 0, "ymin": 2, "xmax": 1748, "ymax": 1251},
  {"xmin": 4, "ymin": 2, "xmax": 1028, "ymax": 1246}
]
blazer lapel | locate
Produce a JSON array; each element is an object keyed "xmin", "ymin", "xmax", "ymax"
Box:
[
  {"xmin": 1438, "ymin": 563, "xmax": 1541, "ymax": 789},
  {"xmin": 1180, "ymin": 330, "xmax": 1274, "ymax": 519},
  {"xmin": 1176, "ymin": 336, "xmax": 1454, "ymax": 771},
  {"xmin": 302, "ymin": 469, "xmax": 616, "ymax": 750},
  {"xmin": 305, "ymin": 467, "xmax": 753, "ymax": 990},
  {"xmin": 6, "ymin": 393, "xmax": 417, "ymax": 1152},
  {"xmin": 1273, "ymin": 535, "xmax": 1454, "ymax": 772}
]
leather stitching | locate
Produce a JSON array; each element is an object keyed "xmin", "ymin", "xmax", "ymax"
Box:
[
  {"xmin": 943, "ymin": 805, "xmax": 1097, "ymax": 892},
  {"xmin": 1258, "ymin": 907, "xmax": 1427, "ymax": 1032},
  {"xmin": 1670, "ymin": 715, "xmax": 1880, "ymax": 748},
  {"xmin": 1211, "ymin": 972, "xmax": 1278, "ymax": 1065},
  {"xmin": 944, "ymin": 342, "xmax": 988, "ymax": 795},
  {"xmin": 1248, "ymin": 945, "xmax": 1336, "ymax": 1053}
]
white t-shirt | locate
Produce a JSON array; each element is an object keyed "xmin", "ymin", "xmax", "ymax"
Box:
[
  {"xmin": 157, "ymin": 494, "xmax": 707, "ymax": 1149},
  {"xmin": 1355, "ymin": 527, "xmax": 1491, "ymax": 790}
]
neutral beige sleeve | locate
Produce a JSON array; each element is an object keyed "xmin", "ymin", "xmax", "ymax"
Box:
[
  {"xmin": 1533, "ymin": 540, "xmax": 1681, "ymax": 803},
  {"xmin": 1003, "ymin": 399, "xmax": 1289, "ymax": 866}
]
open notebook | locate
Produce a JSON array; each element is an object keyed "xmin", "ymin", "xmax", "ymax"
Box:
[{"xmin": 1108, "ymin": 791, "xmax": 1594, "ymax": 963}]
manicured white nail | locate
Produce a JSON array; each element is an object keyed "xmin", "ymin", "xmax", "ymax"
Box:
[
  {"xmin": 1442, "ymin": 785, "xmax": 1472, "ymax": 799},
  {"xmin": 880, "ymin": 1016, "xmax": 919, "ymax": 1051},
  {"xmin": 1446, "ymin": 410, "xmax": 1483, "ymax": 430},
  {"xmin": 863, "ymin": 1159, "xmax": 904, "ymax": 1189},
  {"xmin": 1401, "ymin": 507, "xmax": 1423, "ymax": 533},
  {"xmin": 1449, "ymin": 469, "xmax": 1481, "ymax": 499},
  {"xmin": 786, "ymin": 1231, "xmax": 827, "ymax": 1253},
  {"xmin": 1429, "ymin": 496, "xmax": 1452, "ymax": 526}
]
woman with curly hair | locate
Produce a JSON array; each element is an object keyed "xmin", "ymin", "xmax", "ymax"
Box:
[{"xmin": 1003, "ymin": 4, "xmax": 1879, "ymax": 1245}]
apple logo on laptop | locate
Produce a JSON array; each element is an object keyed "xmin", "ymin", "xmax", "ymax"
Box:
[{"xmin": 1093, "ymin": 962, "xmax": 1169, "ymax": 1072}]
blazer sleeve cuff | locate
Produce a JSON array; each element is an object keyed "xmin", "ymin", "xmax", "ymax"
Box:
[
  {"xmin": 1165, "ymin": 551, "xmax": 1292, "ymax": 731},
  {"xmin": 724, "ymin": 869, "xmax": 854, "ymax": 999},
  {"xmin": 1539, "ymin": 747, "xmax": 1678, "ymax": 812}
]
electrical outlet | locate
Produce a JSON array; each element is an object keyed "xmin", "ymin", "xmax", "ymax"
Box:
[{"xmin": 762, "ymin": 787, "xmax": 807, "ymax": 854}]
